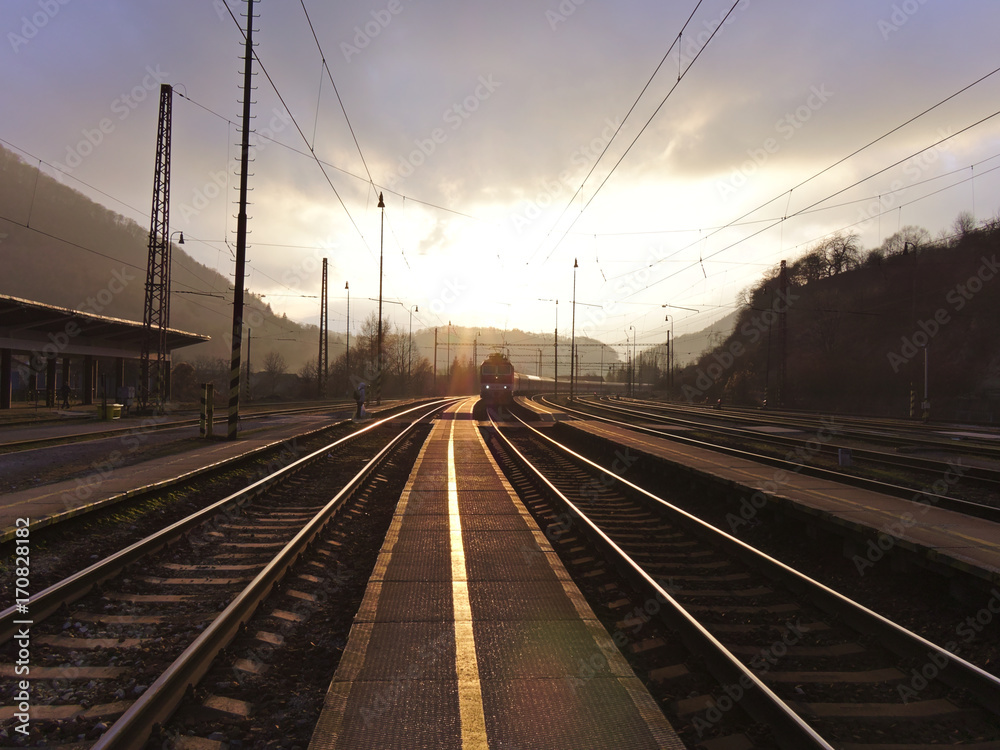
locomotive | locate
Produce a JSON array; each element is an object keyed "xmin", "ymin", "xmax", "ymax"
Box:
[
  {"xmin": 479, "ymin": 352, "xmax": 557, "ymax": 405},
  {"xmin": 479, "ymin": 352, "xmax": 515, "ymax": 405}
]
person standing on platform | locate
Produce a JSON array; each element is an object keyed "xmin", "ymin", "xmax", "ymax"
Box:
[
  {"xmin": 61, "ymin": 382, "xmax": 71, "ymax": 409},
  {"xmin": 354, "ymin": 381, "xmax": 366, "ymax": 420}
]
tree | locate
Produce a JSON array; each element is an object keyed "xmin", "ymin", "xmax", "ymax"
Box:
[
  {"xmin": 821, "ymin": 231, "xmax": 862, "ymax": 276},
  {"xmin": 952, "ymin": 210, "xmax": 977, "ymax": 239},
  {"xmin": 262, "ymin": 351, "xmax": 287, "ymax": 396},
  {"xmin": 879, "ymin": 225, "xmax": 930, "ymax": 256},
  {"xmin": 170, "ymin": 361, "xmax": 199, "ymax": 403}
]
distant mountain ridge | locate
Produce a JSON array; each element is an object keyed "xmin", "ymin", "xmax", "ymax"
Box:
[{"xmin": 0, "ymin": 144, "xmax": 323, "ymax": 372}]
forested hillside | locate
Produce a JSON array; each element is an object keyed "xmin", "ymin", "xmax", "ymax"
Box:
[
  {"xmin": 0, "ymin": 144, "xmax": 325, "ymax": 374},
  {"xmin": 677, "ymin": 224, "xmax": 1000, "ymax": 421}
]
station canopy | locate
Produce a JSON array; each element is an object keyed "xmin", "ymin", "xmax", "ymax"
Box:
[{"xmin": 0, "ymin": 294, "xmax": 209, "ymax": 359}]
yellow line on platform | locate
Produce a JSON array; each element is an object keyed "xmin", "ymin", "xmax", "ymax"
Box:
[{"xmin": 448, "ymin": 414, "xmax": 488, "ymax": 749}]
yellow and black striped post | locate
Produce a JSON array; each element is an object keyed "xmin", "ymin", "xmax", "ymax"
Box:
[{"xmin": 227, "ymin": 0, "xmax": 255, "ymax": 440}]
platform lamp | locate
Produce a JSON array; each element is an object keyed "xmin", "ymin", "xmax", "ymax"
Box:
[
  {"xmin": 628, "ymin": 325, "xmax": 635, "ymax": 397},
  {"xmin": 161, "ymin": 230, "xmax": 184, "ymax": 407},
  {"xmin": 345, "ymin": 281, "xmax": 350, "ymax": 392},
  {"xmin": 376, "ymin": 191, "xmax": 385, "ymax": 405},
  {"xmin": 661, "ymin": 304, "xmax": 698, "ymax": 396},
  {"xmin": 570, "ymin": 258, "xmax": 578, "ymax": 401}
]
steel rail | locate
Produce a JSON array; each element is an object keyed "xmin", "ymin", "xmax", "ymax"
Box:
[
  {"xmin": 486, "ymin": 409, "xmax": 834, "ymax": 749},
  {"xmin": 600, "ymin": 395, "xmax": 1000, "ymax": 456},
  {"xmin": 0, "ymin": 399, "xmax": 364, "ymax": 454},
  {"xmin": 90, "ymin": 398, "xmax": 452, "ymax": 749},
  {"xmin": 495, "ymin": 408, "xmax": 1000, "ymax": 721},
  {"xmin": 577, "ymin": 396, "xmax": 1000, "ymax": 490},
  {"xmin": 542, "ymin": 396, "xmax": 1000, "ymax": 523},
  {"xmin": 0, "ymin": 399, "xmax": 454, "ymax": 644}
]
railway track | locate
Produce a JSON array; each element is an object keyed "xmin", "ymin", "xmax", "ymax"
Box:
[
  {"xmin": 592, "ymin": 396, "xmax": 1000, "ymax": 460},
  {"xmin": 543, "ymin": 395, "xmax": 1000, "ymax": 521},
  {"xmin": 0, "ymin": 399, "xmax": 452, "ymax": 747},
  {"xmin": 0, "ymin": 400, "xmax": 364, "ymax": 455},
  {"xmin": 482, "ymin": 407, "xmax": 1000, "ymax": 748}
]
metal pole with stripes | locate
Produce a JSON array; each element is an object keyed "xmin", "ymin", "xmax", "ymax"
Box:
[{"xmin": 228, "ymin": 0, "xmax": 256, "ymax": 439}]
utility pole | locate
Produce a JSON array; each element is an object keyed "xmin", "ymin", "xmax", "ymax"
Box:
[
  {"xmin": 344, "ymin": 281, "xmax": 350, "ymax": 393},
  {"xmin": 777, "ymin": 259, "xmax": 788, "ymax": 408},
  {"xmin": 433, "ymin": 328, "xmax": 438, "ymax": 394},
  {"xmin": 570, "ymin": 258, "xmax": 577, "ymax": 401},
  {"xmin": 140, "ymin": 83, "xmax": 173, "ymax": 414},
  {"xmin": 376, "ymin": 192, "xmax": 385, "ymax": 405},
  {"xmin": 245, "ymin": 328, "xmax": 252, "ymax": 401},
  {"xmin": 227, "ymin": 0, "xmax": 256, "ymax": 439},
  {"xmin": 319, "ymin": 258, "xmax": 328, "ymax": 398}
]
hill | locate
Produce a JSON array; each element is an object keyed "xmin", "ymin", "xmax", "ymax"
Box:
[
  {"xmin": 0, "ymin": 144, "xmax": 327, "ymax": 375},
  {"xmin": 675, "ymin": 225, "xmax": 1000, "ymax": 421}
]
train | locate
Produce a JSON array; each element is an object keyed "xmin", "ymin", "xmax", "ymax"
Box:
[
  {"xmin": 479, "ymin": 352, "xmax": 625, "ymax": 405},
  {"xmin": 479, "ymin": 352, "xmax": 517, "ymax": 405}
]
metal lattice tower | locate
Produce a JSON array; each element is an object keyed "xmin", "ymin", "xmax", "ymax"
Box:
[
  {"xmin": 140, "ymin": 83, "xmax": 173, "ymax": 412},
  {"xmin": 319, "ymin": 257, "xmax": 328, "ymax": 397}
]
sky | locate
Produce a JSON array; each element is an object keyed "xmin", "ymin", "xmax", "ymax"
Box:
[{"xmin": 5, "ymin": 0, "xmax": 1000, "ymax": 359}]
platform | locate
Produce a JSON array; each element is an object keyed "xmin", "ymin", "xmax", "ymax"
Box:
[
  {"xmin": 565, "ymin": 418, "xmax": 1000, "ymax": 587},
  {"xmin": 308, "ymin": 399, "xmax": 682, "ymax": 750}
]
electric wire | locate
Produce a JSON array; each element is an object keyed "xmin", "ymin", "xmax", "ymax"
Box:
[
  {"xmin": 528, "ymin": 0, "xmax": 707, "ymax": 263},
  {"xmin": 541, "ymin": 0, "xmax": 744, "ymax": 263}
]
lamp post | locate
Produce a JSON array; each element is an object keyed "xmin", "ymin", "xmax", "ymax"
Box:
[
  {"xmin": 628, "ymin": 325, "xmax": 635, "ymax": 397},
  {"xmin": 345, "ymin": 282, "xmax": 350, "ymax": 392},
  {"xmin": 570, "ymin": 258, "xmax": 578, "ymax": 401},
  {"xmin": 661, "ymin": 304, "xmax": 697, "ymax": 396},
  {"xmin": 539, "ymin": 298, "xmax": 558, "ymax": 395},
  {"xmin": 160, "ymin": 230, "xmax": 183, "ymax": 407},
  {"xmin": 376, "ymin": 191, "xmax": 385, "ymax": 404},
  {"xmin": 245, "ymin": 326, "xmax": 252, "ymax": 402},
  {"xmin": 664, "ymin": 315, "xmax": 672, "ymax": 394},
  {"xmin": 408, "ymin": 304, "xmax": 418, "ymax": 393}
]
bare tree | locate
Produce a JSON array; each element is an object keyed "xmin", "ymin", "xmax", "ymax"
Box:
[
  {"xmin": 262, "ymin": 351, "xmax": 287, "ymax": 396},
  {"xmin": 822, "ymin": 231, "xmax": 862, "ymax": 276},
  {"xmin": 879, "ymin": 225, "xmax": 930, "ymax": 256},
  {"xmin": 952, "ymin": 210, "xmax": 977, "ymax": 239}
]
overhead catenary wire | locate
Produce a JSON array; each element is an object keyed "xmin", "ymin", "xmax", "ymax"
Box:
[
  {"xmin": 637, "ymin": 66, "xmax": 1000, "ymax": 283},
  {"xmin": 527, "ymin": 0, "xmax": 708, "ymax": 264},
  {"xmin": 540, "ymin": 0, "xmax": 745, "ymax": 264},
  {"xmin": 219, "ymin": 0, "xmax": 371, "ymax": 256}
]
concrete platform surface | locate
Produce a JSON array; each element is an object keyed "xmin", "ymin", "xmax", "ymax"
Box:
[{"xmin": 309, "ymin": 398, "xmax": 682, "ymax": 750}]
